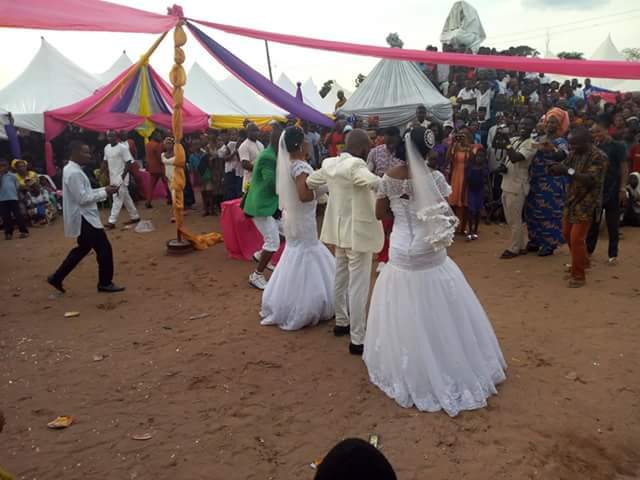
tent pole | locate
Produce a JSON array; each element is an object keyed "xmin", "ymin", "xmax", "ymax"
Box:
[{"xmin": 264, "ymin": 40, "xmax": 273, "ymax": 82}]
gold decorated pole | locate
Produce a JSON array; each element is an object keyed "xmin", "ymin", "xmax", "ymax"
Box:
[{"xmin": 168, "ymin": 21, "xmax": 190, "ymax": 251}]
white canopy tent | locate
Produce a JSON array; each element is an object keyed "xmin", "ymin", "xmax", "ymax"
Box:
[
  {"xmin": 549, "ymin": 34, "xmax": 640, "ymax": 93},
  {"xmin": 0, "ymin": 38, "xmax": 100, "ymax": 133},
  {"xmin": 185, "ymin": 62, "xmax": 249, "ymax": 116},
  {"xmin": 96, "ymin": 51, "xmax": 133, "ymax": 85},
  {"xmin": 339, "ymin": 59, "xmax": 452, "ymax": 127},
  {"xmin": 302, "ymin": 77, "xmax": 335, "ymax": 114},
  {"xmin": 324, "ymin": 81, "xmax": 353, "ymax": 113},
  {"xmin": 219, "ymin": 75, "xmax": 286, "ymax": 117},
  {"xmin": 275, "ymin": 72, "xmax": 297, "ymax": 96}
]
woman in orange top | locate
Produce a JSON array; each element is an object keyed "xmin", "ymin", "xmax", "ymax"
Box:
[{"xmin": 447, "ymin": 127, "xmax": 479, "ymax": 234}]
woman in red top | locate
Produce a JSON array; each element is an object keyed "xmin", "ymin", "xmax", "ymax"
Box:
[{"xmin": 325, "ymin": 121, "xmax": 345, "ymax": 158}]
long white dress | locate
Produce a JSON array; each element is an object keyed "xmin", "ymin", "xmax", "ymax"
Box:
[
  {"xmin": 260, "ymin": 160, "xmax": 336, "ymax": 330},
  {"xmin": 363, "ymin": 174, "xmax": 506, "ymax": 417}
]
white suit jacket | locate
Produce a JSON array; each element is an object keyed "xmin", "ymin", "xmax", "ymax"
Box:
[{"xmin": 307, "ymin": 153, "xmax": 384, "ymax": 253}]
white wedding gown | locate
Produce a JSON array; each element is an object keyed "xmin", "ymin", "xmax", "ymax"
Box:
[
  {"xmin": 363, "ymin": 174, "xmax": 506, "ymax": 417},
  {"xmin": 260, "ymin": 160, "xmax": 336, "ymax": 330}
]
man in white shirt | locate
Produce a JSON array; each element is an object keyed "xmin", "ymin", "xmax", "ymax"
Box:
[
  {"xmin": 238, "ymin": 123, "xmax": 264, "ymax": 193},
  {"xmin": 104, "ymin": 130, "xmax": 140, "ymax": 229},
  {"xmin": 500, "ymin": 117, "xmax": 538, "ymax": 259},
  {"xmin": 307, "ymin": 129, "xmax": 384, "ymax": 356},
  {"xmin": 476, "ymin": 80, "xmax": 493, "ymax": 121},
  {"xmin": 405, "ymin": 104, "xmax": 430, "ymax": 130},
  {"xmin": 48, "ymin": 140, "xmax": 125, "ymax": 294},
  {"xmin": 457, "ymin": 79, "xmax": 479, "ymax": 114}
]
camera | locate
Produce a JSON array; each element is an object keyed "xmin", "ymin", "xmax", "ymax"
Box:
[{"xmin": 492, "ymin": 124, "xmax": 511, "ymax": 150}]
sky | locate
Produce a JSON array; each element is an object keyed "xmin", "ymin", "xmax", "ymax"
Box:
[{"xmin": 0, "ymin": 0, "xmax": 639, "ymax": 92}]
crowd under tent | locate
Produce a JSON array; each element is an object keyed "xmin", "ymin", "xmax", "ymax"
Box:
[
  {"xmin": 339, "ymin": 59, "xmax": 452, "ymax": 127},
  {"xmin": 0, "ymin": 37, "xmax": 100, "ymax": 133}
]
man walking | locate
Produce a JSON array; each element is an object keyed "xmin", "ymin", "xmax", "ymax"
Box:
[
  {"xmin": 307, "ymin": 129, "xmax": 384, "ymax": 356},
  {"xmin": 550, "ymin": 127, "xmax": 608, "ymax": 288},
  {"xmin": 586, "ymin": 116, "xmax": 628, "ymax": 264},
  {"xmin": 238, "ymin": 123, "xmax": 264, "ymax": 194},
  {"xmin": 48, "ymin": 141, "xmax": 125, "ymax": 293},
  {"xmin": 500, "ymin": 117, "xmax": 537, "ymax": 259},
  {"xmin": 104, "ymin": 130, "xmax": 140, "ymax": 228},
  {"xmin": 145, "ymin": 129, "xmax": 170, "ymax": 208}
]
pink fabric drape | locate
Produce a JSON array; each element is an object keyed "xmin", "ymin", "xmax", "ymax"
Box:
[
  {"xmin": 0, "ymin": 0, "xmax": 178, "ymax": 33},
  {"xmin": 44, "ymin": 64, "xmax": 209, "ymax": 141},
  {"xmin": 191, "ymin": 19, "xmax": 640, "ymax": 80}
]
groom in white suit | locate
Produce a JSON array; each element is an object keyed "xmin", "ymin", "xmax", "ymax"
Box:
[{"xmin": 307, "ymin": 129, "xmax": 384, "ymax": 355}]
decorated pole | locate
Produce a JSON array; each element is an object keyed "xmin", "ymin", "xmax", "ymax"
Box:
[{"xmin": 167, "ymin": 15, "xmax": 192, "ymax": 253}]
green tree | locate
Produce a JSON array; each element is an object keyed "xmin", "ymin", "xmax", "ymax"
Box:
[
  {"xmin": 355, "ymin": 73, "xmax": 367, "ymax": 88},
  {"xmin": 622, "ymin": 47, "xmax": 640, "ymax": 61},
  {"xmin": 557, "ymin": 51, "xmax": 584, "ymax": 60},
  {"xmin": 319, "ymin": 80, "xmax": 334, "ymax": 98}
]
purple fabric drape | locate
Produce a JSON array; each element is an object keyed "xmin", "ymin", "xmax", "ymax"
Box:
[
  {"xmin": 187, "ymin": 22, "xmax": 334, "ymax": 127},
  {"xmin": 4, "ymin": 124, "xmax": 21, "ymax": 158}
]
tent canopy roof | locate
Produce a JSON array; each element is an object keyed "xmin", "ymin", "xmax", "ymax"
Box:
[
  {"xmin": 97, "ymin": 51, "xmax": 133, "ymax": 85},
  {"xmin": 44, "ymin": 61, "xmax": 209, "ymax": 140},
  {"xmin": 185, "ymin": 62, "xmax": 252, "ymax": 116},
  {"xmin": 0, "ymin": 37, "xmax": 100, "ymax": 132},
  {"xmin": 339, "ymin": 59, "xmax": 452, "ymax": 126},
  {"xmin": 219, "ymin": 75, "xmax": 286, "ymax": 116}
]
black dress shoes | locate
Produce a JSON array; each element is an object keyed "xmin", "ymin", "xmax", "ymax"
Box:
[
  {"xmin": 47, "ymin": 275, "xmax": 65, "ymax": 294},
  {"xmin": 97, "ymin": 283, "xmax": 126, "ymax": 293},
  {"xmin": 349, "ymin": 343, "xmax": 364, "ymax": 356},
  {"xmin": 333, "ymin": 325, "xmax": 350, "ymax": 337}
]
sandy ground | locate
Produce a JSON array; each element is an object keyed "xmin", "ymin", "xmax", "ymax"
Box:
[{"xmin": 1, "ymin": 203, "xmax": 639, "ymax": 480}]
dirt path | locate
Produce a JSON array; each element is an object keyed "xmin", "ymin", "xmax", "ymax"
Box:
[{"xmin": 1, "ymin": 205, "xmax": 639, "ymax": 480}]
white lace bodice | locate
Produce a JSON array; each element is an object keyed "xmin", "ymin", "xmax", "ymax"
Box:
[
  {"xmin": 283, "ymin": 160, "xmax": 318, "ymax": 244},
  {"xmin": 377, "ymin": 173, "xmax": 452, "ymax": 270}
]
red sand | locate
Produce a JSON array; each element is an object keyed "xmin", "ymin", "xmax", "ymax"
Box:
[{"xmin": 1, "ymin": 205, "xmax": 639, "ymax": 479}]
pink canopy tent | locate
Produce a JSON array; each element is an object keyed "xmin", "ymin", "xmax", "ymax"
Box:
[{"xmin": 44, "ymin": 62, "xmax": 209, "ymax": 142}]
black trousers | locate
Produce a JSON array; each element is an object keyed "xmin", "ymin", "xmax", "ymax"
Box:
[
  {"xmin": 586, "ymin": 198, "xmax": 620, "ymax": 259},
  {"xmin": 52, "ymin": 218, "xmax": 114, "ymax": 287},
  {"xmin": 0, "ymin": 200, "xmax": 29, "ymax": 235}
]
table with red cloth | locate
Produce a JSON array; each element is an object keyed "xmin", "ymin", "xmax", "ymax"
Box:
[
  {"xmin": 136, "ymin": 168, "xmax": 170, "ymax": 200},
  {"xmin": 220, "ymin": 198, "xmax": 284, "ymax": 265}
]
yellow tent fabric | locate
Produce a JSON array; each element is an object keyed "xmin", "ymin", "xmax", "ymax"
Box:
[{"xmin": 210, "ymin": 114, "xmax": 286, "ymax": 129}]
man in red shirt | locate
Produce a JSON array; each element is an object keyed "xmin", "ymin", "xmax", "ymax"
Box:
[
  {"xmin": 145, "ymin": 130, "xmax": 170, "ymax": 208},
  {"xmin": 628, "ymin": 137, "xmax": 640, "ymax": 173}
]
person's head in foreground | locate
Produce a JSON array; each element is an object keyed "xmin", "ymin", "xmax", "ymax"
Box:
[
  {"xmin": 416, "ymin": 104, "xmax": 427, "ymax": 123},
  {"xmin": 106, "ymin": 130, "xmax": 118, "ymax": 146},
  {"xmin": 0, "ymin": 158, "xmax": 9, "ymax": 175},
  {"xmin": 314, "ymin": 438, "xmax": 397, "ymax": 480},
  {"xmin": 283, "ymin": 126, "xmax": 305, "ymax": 157},
  {"xmin": 70, "ymin": 141, "xmax": 92, "ymax": 165},
  {"xmin": 247, "ymin": 123, "xmax": 260, "ymax": 142},
  {"xmin": 568, "ymin": 126, "xmax": 592, "ymax": 155},
  {"xmin": 345, "ymin": 128, "xmax": 371, "ymax": 160}
]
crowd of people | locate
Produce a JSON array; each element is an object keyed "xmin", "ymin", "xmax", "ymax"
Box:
[{"xmin": 1, "ymin": 55, "xmax": 640, "ymax": 418}]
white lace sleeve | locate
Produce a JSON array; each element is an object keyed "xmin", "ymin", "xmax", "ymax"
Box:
[
  {"xmin": 376, "ymin": 175, "xmax": 411, "ymax": 199},
  {"xmin": 290, "ymin": 160, "xmax": 313, "ymax": 179},
  {"xmin": 431, "ymin": 170, "xmax": 452, "ymax": 198}
]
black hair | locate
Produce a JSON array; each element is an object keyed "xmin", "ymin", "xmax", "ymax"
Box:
[
  {"xmin": 284, "ymin": 126, "xmax": 305, "ymax": 153},
  {"xmin": 409, "ymin": 126, "xmax": 432, "ymax": 158},
  {"xmin": 569, "ymin": 126, "xmax": 592, "ymax": 142},
  {"xmin": 595, "ymin": 114, "xmax": 612, "ymax": 128},
  {"xmin": 69, "ymin": 140, "xmax": 87, "ymax": 155},
  {"xmin": 314, "ymin": 438, "xmax": 397, "ymax": 480},
  {"xmin": 384, "ymin": 126, "xmax": 400, "ymax": 137}
]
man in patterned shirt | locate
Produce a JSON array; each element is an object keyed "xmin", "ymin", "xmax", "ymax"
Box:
[
  {"xmin": 366, "ymin": 127, "xmax": 402, "ymax": 177},
  {"xmin": 366, "ymin": 126, "xmax": 403, "ymax": 271},
  {"xmin": 550, "ymin": 127, "xmax": 608, "ymax": 288}
]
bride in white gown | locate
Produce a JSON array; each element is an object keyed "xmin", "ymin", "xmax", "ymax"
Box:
[
  {"xmin": 363, "ymin": 127, "xmax": 506, "ymax": 417},
  {"xmin": 260, "ymin": 126, "xmax": 336, "ymax": 330}
]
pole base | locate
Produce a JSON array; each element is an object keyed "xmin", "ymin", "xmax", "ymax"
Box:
[{"xmin": 166, "ymin": 238, "xmax": 193, "ymax": 255}]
